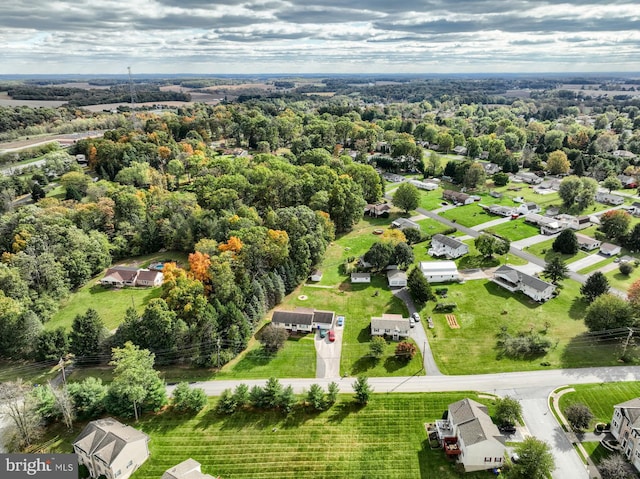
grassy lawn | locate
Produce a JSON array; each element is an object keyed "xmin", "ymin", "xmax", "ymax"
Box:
[
  {"xmin": 525, "ymin": 238, "xmax": 589, "ymax": 264},
  {"xmin": 582, "ymin": 441, "xmax": 613, "ymax": 464},
  {"xmin": 35, "ymin": 393, "xmax": 495, "ymax": 479},
  {"xmin": 0, "ymin": 360, "xmax": 62, "ymax": 384},
  {"xmin": 281, "ymin": 278, "xmax": 422, "ymax": 377},
  {"xmin": 418, "ymin": 188, "xmax": 447, "ymax": 211},
  {"xmin": 48, "ymin": 251, "xmax": 189, "ymax": 331},
  {"xmin": 558, "ymin": 382, "xmax": 640, "ymax": 425},
  {"xmin": 416, "ymin": 217, "xmax": 452, "ymax": 238},
  {"xmin": 605, "ymin": 261, "xmax": 640, "ymax": 292},
  {"xmin": 425, "ymin": 279, "xmax": 628, "ymax": 374},
  {"xmin": 493, "ymin": 185, "xmax": 561, "ymax": 210},
  {"xmin": 440, "ymin": 204, "xmax": 495, "ymax": 228},
  {"xmin": 484, "ymin": 219, "xmax": 539, "ymax": 242},
  {"xmin": 577, "ymin": 257, "xmax": 615, "ymax": 275}
]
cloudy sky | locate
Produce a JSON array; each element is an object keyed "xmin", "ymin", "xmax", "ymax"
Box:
[{"xmin": 2, "ymin": 0, "xmax": 639, "ymax": 75}]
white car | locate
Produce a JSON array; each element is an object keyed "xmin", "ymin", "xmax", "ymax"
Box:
[
  {"xmin": 412, "ymin": 312, "xmax": 421, "ymax": 322},
  {"xmin": 409, "ymin": 318, "xmax": 416, "ymax": 328}
]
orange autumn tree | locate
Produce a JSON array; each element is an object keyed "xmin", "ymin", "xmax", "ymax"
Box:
[
  {"xmin": 628, "ymin": 279, "xmax": 640, "ymax": 309},
  {"xmin": 218, "ymin": 236, "xmax": 243, "ymax": 256},
  {"xmin": 188, "ymin": 251, "xmax": 212, "ymax": 287}
]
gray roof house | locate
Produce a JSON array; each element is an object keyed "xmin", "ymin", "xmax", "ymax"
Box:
[
  {"xmin": 387, "ymin": 269, "xmax": 407, "ymax": 287},
  {"xmin": 391, "ymin": 217, "xmax": 420, "ymax": 230},
  {"xmin": 351, "ymin": 272, "xmax": 371, "ymax": 283},
  {"xmin": 596, "ymin": 191, "xmax": 625, "ymax": 206},
  {"xmin": 428, "ymin": 234, "xmax": 469, "ymax": 259},
  {"xmin": 576, "ymin": 233, "xmax": 601, "ymax": 251},
  {"xmin": 611, "ymin": 398, "xmax": 640, "ymax": 472},
  {"xmin": 435, "ymin": 398, "xmax": 506, "ymax": 472},
  {"xmin": 271, "ymin": 307, "xmax": 335, "ymax": 332},
  {"xmin": 162, "ymin": 459, "xmax": 219, "ymax": 479},
  {"xmin": 600, "ymin": 243, "xmax": 622, "ymax": 256},
  {"xmin": 73, "ymin": 418, "xmax": 150, "ymax": 479},
  {"xmin": 516, "ymin": 202, "xmax": 541, "ymax": 215},
  {"xmin": 492, "ymin": 265, "xmax": 556, "ymax": 302},
  {"xmin": 370, "ymin": 313, "xmax": 410, "ymax": 341},
  {"xmin": 488, "ymin": 205, "xmax": 515, "ymax": 217}
]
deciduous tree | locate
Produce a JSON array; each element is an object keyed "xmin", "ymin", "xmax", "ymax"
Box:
[
  {"xmin": 580, "ymin": 272, "xmax": 610, "ymax": 303},
  {"xmin": 565, "ymin": 403, "xmax": 593, "ymax": 431},
  {"xmin": 600, "ymin": 209, "xmax": 631, "ymax": 241},
  {"xmin": 546, "ymin": 150, "xmax": 570, "ymax": 175},
  {"xmin": 585, "ymin": 294, "xmax": 634, "ymax": 332},
  {"xmin": 509, "ymin": 437, "xmax": 555, "ymax": 479},
  {"xmin": 392, "ymin": 182, "xmax": 420, "ymax": 213},
  {"xmin": 495, "ymin": 396, "xmax": 522, "ymax": 426},
  {"xmin": 394, "ymin": 341, "xmax": 417, "ymax": 362},
  {"xmin": 369, "ymin": 336, "xmax": 386, "ymax": 360}
]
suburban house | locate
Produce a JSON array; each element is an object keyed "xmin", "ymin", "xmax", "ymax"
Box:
[
  {"xmin": 492, "ymin": 265, "xmax": 556, "ymax": 302},
  {"xmin": 526, "ymin": 213, "xmax": 590, "ymax": 235},
  {"xmin": 613, "ymin": 150, "xmax": 638, "ymax": 160},
  {"xmin": 387, "ymin": 269, "xmax": 407, "ymax": 287},
  {"xmin": 391, "ymin": 217, "xmax": 420, "ymax": 230},
  {"xmin": 370, "ymin": 313, "xmax": 410, "ymax": 340},
  {"xmin": 453, "ymin": 145, "xmax": 468, "ymax": 155},
  {"xmin": 428, "ymin": 234, "xmax": 469, "ymax": 259},
  {"xmin": 611, "ymin": 398, "xmax": 640, "ymax": 472},
  {"xmin": 442, "ymin": 190, "xmax": 474, "ymax": 205},
  {"xmin": 596, "ymin": 191, "xmax": 625, "ymax": 206},
  {"xmin": 576, "ymin": 233, "xmax": 601, "ymax": 251},
  {"xmin": 516, "ymin": 202, "xmax": 541, "ymax": 216},
  {"xmin": 100, "ymin": 267, "xmax": 163, "ymax": 288},
  {"xmin": 600, "ymin": 243, "xmax": 622, "ymax": 256},
  {"xmin": 618, "ymin": 174, "xmax": 638, "ymax": 189},
  {"xmin": 515, "ymin": 171, "xmax": 543, "ymax": 185},
  {"xmin": 351, "ymin": 272, "xmax": 371, "ymax": 283},
  {"xmin": 419, "ymin": 261, "xmax": 460, "ymax": 283},
  {"xmin": 364, "ymin": 203, "xmax": 391, "ymax": 217},
  {"xmin": 409, "ymin": 179, "xmax": 438, "ymax": 191},
  {"xmin": 488, "ymin": 205, "xmax": 515, "ymax": 217},
  {"xmin": 483, "ymin": 162, "xmax": 500, "ymax": 175},
  {"xmin": 535, "ymin": 179, "xmax": 562, "ymax": 192},
  {"xmin": 73, "ymin": 418, "xmax": 150, "ymax": 479},
  {"xmin": 309, "ymin": 270, "xmax": 323, "ymax": 282},
  {"xmin": 271, "ymin": 307, "xmax": 335, "ymax": 333},
  {"xmin": 435, "ymin": 398, "xmax": 506, "ymax": 472},
  {"xmin": 162, "ymin": 459, "xmax": 219, "ymax": 479}
]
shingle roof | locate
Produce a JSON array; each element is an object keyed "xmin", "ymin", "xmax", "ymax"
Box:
[
  {"xmin": 162, "ymin": 459, "xmax": 219, "ymax": 479},
  {"xmin": 313, "ymin": 310, "xmax": 334, "ymax": 325},
  {"xmin": 271, "ymin": 308, "xmax": 315, "ymax": 326},
  {"xmin": 494, "ymin": 265, "xmax": 554, "ymax": 292},
  {"xmin": 351, "ymin": 273, "xmax": 371, "ymax": 280},
  {"xmin": 371, "ymin": 314, "xmax": 410, "ymax": 332},
  {"xmin": 448, "ymin": 398, "xmax": 503, "ymax": 447},
  {"xmin": 137, "ymin": 270, "xmax": 162, "ymax": 282},
  {"xmin": 73, "ymin": 418, "xmax": 148, "ymax": 466},
  {"xmin": 615, "ymin": 398, "xmax": 640, "ymax": 428}
]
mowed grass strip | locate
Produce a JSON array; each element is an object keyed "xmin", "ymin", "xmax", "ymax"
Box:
[
  {"xmin": 423, "ymin": 279, "xmax": 627, "ymax": 374},
  {"xmin": 525, "ymin": 238, "xmax": 589, "ymax": 264},
  {"xmin": 130, "ymin": 393, "xmax": 493, "ymax": 479},
  {"xmin": 440, "ymin": 204, "xmax": 494, "ymax": 227},
  {"xmin": 484, "ymin": 219, "xmax": 540, "ymax": 242},
  {"xmin": 558, "ymin": 382, "xmax": 640, "ymax": 425}
]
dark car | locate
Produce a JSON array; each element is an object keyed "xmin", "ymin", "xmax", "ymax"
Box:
[{"xmin": 499, "ymin": 424, "xmax": 517, "ymax": 434}]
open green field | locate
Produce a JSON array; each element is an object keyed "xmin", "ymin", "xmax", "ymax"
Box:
[
  {"xmin": 36, "ymin": 393, "xmax": 495, "ymax": 479},
  {"xmin": 525, "ymin": 238, "xmax": 590, "ymax": 264},
  {"xmin": 48, "ymin": 252, "xmax": 189, "ymax": 331},
  {"xmin": 558, "ymin": 382, "xmax": 640, "ymax": 425},
  {"xmin": 285, "ymin": 278, "xmax": 422, "ymax": 377},
  {"xmin": 417, "ymin": 217, "xmax": 452, "ymax": 238},
  {"xmin": 440, "ymin": 204, "xmax": 494, "ymax": 227},
  {"xmin": 423, "ymin": 279, "xmax": 631, "ymax": 374},
  {"xmin": 418, "ymin": 188, "xmax": 447, "ymax": 211},
  {"xmin": 605, "ymin": 260, "xmax": 640, "ymax": 292},
  {"xmin": 484, "ymin": 219, "xmax": 539, "ymax": 242},
  {"xmin": 0, "ymin": 360, "xmax": 62, "ymax": 384}
]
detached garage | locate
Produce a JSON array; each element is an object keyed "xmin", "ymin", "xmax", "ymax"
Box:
[
  {"xmin": 419, "ymin": 261, "xmax": 460, "ymax": 283},
  {"xmin": 387, "ymin": 270, "xmax": 407, "ymax": 287}
]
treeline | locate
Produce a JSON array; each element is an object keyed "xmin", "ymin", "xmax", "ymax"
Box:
[{"xmin": 6, "ymin": 85, "xmax": 191, "ymax": 106}]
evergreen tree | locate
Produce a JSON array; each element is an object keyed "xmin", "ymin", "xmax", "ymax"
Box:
[
  {"xmin": 580, "ymin": 272, "xmax": 610, "ymax": 303},
  {"xmin": 69, "ymin": 309, "xmax": 106, "ymax": 364},
  {"xmin": 407, "ymin": 266, "xmax": 435, "ymax": 305}
]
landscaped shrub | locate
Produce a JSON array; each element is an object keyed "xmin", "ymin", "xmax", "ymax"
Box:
[
  {"xmin": 395, "ymin": 341, "xmax": 417, "ymax": 362},
  {"xmin": 497, "ymin": 328, "xmax": 552, "ymax": 359},
  {"xmin": 434, "ymin": 302, "xmax": 457, "ymax": 312},
  {"xmin": 172, "ymin": 382, "xmax": 207, "ymax": 413},
  {"xmin": 619, "ymin": 262, "xmax": 633, "ymax": 276},
  {"xmin": 435, "ymin": 288, "xmax": 448, "ymax": 296}
]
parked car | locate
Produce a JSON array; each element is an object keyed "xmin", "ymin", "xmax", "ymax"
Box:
[
  {"xmin": 320, "ymin": 329, "xmax": 327, "ymax": 338},
  {"xmin": 337, "ymin": 316, "xmax": 344, "ymax": 327},
  {"xmin": 499, "ymin": 424, "xmax": 517, "ymax": 434},
  {"xmin": 412, "ymin": 312, "xmax": 421, "ymax": 321},
  {"xmin": 410, "ymin": 318, "xmax": 416, "ymax": 328},
  {"xmin": 328, "ymin": 330, "xmax": 335, "ymax": 342}
]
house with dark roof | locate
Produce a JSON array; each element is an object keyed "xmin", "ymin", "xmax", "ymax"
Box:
[
  {"xmin": 100, "ymin": 267, "xmax": 163, "ymax": 287},
  {"xmin": 309, "ymin": 270, "xmax": 323, "ymax": 282},
  {"xmin": 135, "ymin": 270, "xmax": 163, "ymax": 287},
  {"xmin": 442, "ymin": 190, "xmax": 474, "ymax": 205},
  {"xmin": 435, "ymin": 398, "xmax": 506, "ymax": 472},
  {"xmin": 428, "ymin": 234, "xmax": 469, "ymax": 259},
  {"xmin": 488, "ymin": 205, "xmax": 515, "ymax": 217},
  {"xmin": 611, "ymin": 398, "xmax": 640, "ymax": 472},
  {"xmin": 161, "ymin": 459, "xmax": 219, "ymax": 479},
  {"xmin": 364, "ymin": 203, "xmax": 391, "ymax": 217},
  {"xmin": 271, "ymin": 307, "xmax": 334, "ymax": 333},
  {"xmin": 492, "ymin": 265, "xmax": 556, "ymax": 302},
  {"xmin": 73, "ymin": 418, "xmax": 150, "ymax": 479},
  {"xmin": 370, "ymin": 313, "xmax": 410, "ymax": 341},
  {"xmin": 515, "ymin": 171, "xmax": 543, "ymax": 185}
]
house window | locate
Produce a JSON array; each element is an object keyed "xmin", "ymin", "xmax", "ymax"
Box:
[
  {"xmin": 484, "ymin": 457, "xmax": 492, "ymax": 462},
  {"xmin": 127, "ymin": 461, "xmax": 133, "ymax": 469},
  {"xmin": 115, "ymin": 470, "xmax": 122, "ymax": 478},
  {"xmin": 494, "ymin": 457, "xmax": 503, "ymax": 462}
]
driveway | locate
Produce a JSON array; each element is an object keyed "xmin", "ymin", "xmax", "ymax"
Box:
[
  {"xmin": 315, "ymin": 325, "xmax": 342, "ymax": 379},
  {"xmin": 472, "ymin": 216, "xmax": 512, "ymax": 231},
  {"xmin": 512, "ymin": 234, "xmax": 555, "ymax": 249},
  {"xmin": 568, "ymin": 254, "xmax": 608, "ymax": 273}
]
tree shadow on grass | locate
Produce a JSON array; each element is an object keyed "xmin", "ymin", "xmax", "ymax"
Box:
[
  {"xmin": 457, "ymin": 254, "xmax": 499, "ymax": 269},
  {"xmin": 350, "ymin": 355, "xmax": 377, "ymax": 375},
  {"xmin": 230, "ymin": 347, "xmax": 275, "ymax": 372},
  {"xmin": 384, "ymin": 356, "xmax": 411, "ymax": 373},
  {"xmin": 481, "ymin": 281, "xmax": 545, "ymax": 310},
  {"xmin": 568, "ymin": 297, "xmax": 588, "ymax": 319},
  {"xmin": 326, "ymin": 401, "xmax": 359, "ymax": 424},
  {"xmin": 357, "ymin": 326, "xmax": 373, "ymax": 343}
]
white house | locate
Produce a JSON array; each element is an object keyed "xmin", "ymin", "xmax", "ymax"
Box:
[
  {"xmin": 271, "ymin": 308, "xmax": 335, "ymax": 333},
  {"xmin": 370, "ymin": 313, "xmax": 410, "ymax": 341},
  {"xmin": 351, "ymin": 272, "xmax": 371, "ymax": 283},
  {"xmin": 391, "ymin": 218, "xmax": 420, "ymax": 230},
  {"xmin": 483, "ymin": 163, "xmax": 500, "ymax": 175},
  {"xmin": 492, "ymin": 265, "xmax": 556, "ymax": 302},
  {"xmin": 488, "ymin": 205, "xmax": 515, "ymax": 217},
  {"xmin": 435, "ymin": 398, "xmax": 506, "ymax": 472},
  {"xmin": 387, "ymin": 270, "xmax": 407, "ymax": 287},
  {"xmin": 515, "ymin": 171, "xmax": 543, "ymax": 185},
  {"xmin": 596, "ymin": 191, "xmax": 625, "ymax": 206},
  {"xmin": 428, "ymin": 234, "xmax": 469, "ymax": 259},
  {"xmin": 629, "ymin": 202, "xmax": 640, "ymax": 216},
  {"xmin": 309, "ymin": 270, "xmax": 323, "ymax": 282},
  {"xmin": 576, "ymin": 233, "xmax": 601, "ymax": 251},
  {"xmin": 100, "ymin": 267, "xmax": 163, "ymax": 287},
  {"xmin": 611, "ymin": 398, "xmax": 640, "ymax": 472},
  {"xmin": 162, "ymin": 459, "xmax": 220, "ymax": 479},
  {"xmin": 135, "ymin": 270, "xmax": 164, "ymax": 287},
  {"xmin": 409, "ymin": 179, "xmax": 438, "ymax": 191},
  {"xmin": 600, "ymin": 243, "xmax": 622, "ymax": 256},
  {"xmin": 516, "ymin": 202, "xmax": 541, "ymax": 215},
  {"xmin": 73, "ymin": 418, "xmax": 150, "ymax": 479},
  {"xmin": 419, "ymin": 261, "xmax": 460, "ymax": 283}
]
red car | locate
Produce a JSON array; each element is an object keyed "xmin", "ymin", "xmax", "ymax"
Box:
[{"xmin": 328, "ymin": 330, "xmax": 335, "ymax": 342}]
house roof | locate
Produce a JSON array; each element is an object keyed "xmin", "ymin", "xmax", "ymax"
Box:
[
  {"xmin": 162, "ymin": 459, "xmax": 218, "ymax": 479},
  {"xmin": 365, "ymin": 203, "xmax": 391, "ymax": 214},
  {"xmin": 576, "ymin": 234, "xmax": 600, "ymax": 246},
  {"xmin": 419, "ymin": 260, "xmax": 459, "ymax": 274},
  {"xmin": 432, "ymin": 234, "xmax": 466, "ymax": 249},
  {"xmin": 387, "ymin": 270, "xmax": 407, "ymax": 281},
  {"xmin": 313, "ymin": 310, "xmax": 335, "ymax": 325},
  {"xmin": 73, "ymin": 418, "xmax": 148, "ymax": 466},
  {"xmin": 489, "ymin": 205, "xmax": 514, "ymax": 215},
  {"xmin": 371, "ymin": 313, "xmax": 410, "ymax": 332},
  {"xmin": 137, "ymin": 269, "xmax": 162, "ymax": 282},
  {"xmin": 271, "ymin": 308, "xmax": 315, "ymax": 326},
  {"xmin": 614, "ymin": 398, "xmax": 640, "ymax": 429},
  {"xmin": 443, "ymin": 190, "xmax": 470, "ymax": 201},
  {"xmin": 391, "ymin": 218, "xmax": 419, "ymax": 229},
  {"xmin": 524, "ymin": 202, "xmax": 539, "ymax": 210},
  {"xmin": 449, "ymin": 398, "xmax": 502, "ymax": 447},
  {"xmin": 600, "ymin": 243, "xmax": 621, "ymax": 254},
  {"xmin": 102, "ymin": 267, "xmax": 139, "ymax": 283},
  {"xmin": 494, "ymin": 265, "xmax": 554, "ymax": 292},
  {"xmin": 351, "ymin": 273, "xmax": 370, "ymax": 279}
]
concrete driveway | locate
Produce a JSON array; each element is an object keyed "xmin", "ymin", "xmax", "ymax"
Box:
[
  {"xmin": 472, "ymin": 216, "xmax": 512, "ymax": 231},
  {"xmin": 315, "ymin": 324, "xmax": 342, "ymax": 379},
  {"xmin": 512, "ymin": 234, "xmax": 555, "ymax": 249},
  {"xmin": 568, "ymin": 254, "xmax": 608, "ymax": 272}
]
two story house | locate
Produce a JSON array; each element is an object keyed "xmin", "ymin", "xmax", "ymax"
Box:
[
  {"xmin": 611, "ymin": 398, "xmax": 640, "ymax": 472},
  {"xmin": 370, "ymin": 313, "xmax": 410, "ymax": 341},
  {"xmin": 73, "ymin": 418, "xmax": 150, "ymax": 479},
  {"xmin": 492, "ymin": 265, "xmax": 556, "ymax": 302},
  {"xmin": 428, "ymin": 234, "xmax": 469, "ymax": 259}
]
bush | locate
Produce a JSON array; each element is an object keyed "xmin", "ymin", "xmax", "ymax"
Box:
[
  {"xmin": 259, "ymin": 324, "xmax": 289, "ymax": 353},
  {"xmin": 435, "ymin": 288, "xmax": 448, "ymax": 296},
  {"xmin": 172, "ymin": 382, "xmax": 208, "ymax": 413},
  {"xmin": 497, "ymin": 329, "xmax": 552, "ymax": 359},
  {"xmin": 619, "ymin": 262, "xmax": 633, "ymax": 275},
  {"xmin": 434, "ymin": 302, "xmax": 457, "ymax": 312},
  {"xmin": 395, "ymin": 341, "xmax": 417, "ymax": 362},
  {"xmin": 565, "ymin": 403, "xmax": 593, "ymax": 431},
  {"xmin": 369, "ymin": 336, "xmax": 386, "ymax": 360},
  {"xmin": 67, "ymin": 377, "xmax": 107, "ymax": 420}
]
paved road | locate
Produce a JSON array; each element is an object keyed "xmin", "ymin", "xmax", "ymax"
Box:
[{"xmin": 315, "ymin": 326, "xmax": 342, "ymax": 379}]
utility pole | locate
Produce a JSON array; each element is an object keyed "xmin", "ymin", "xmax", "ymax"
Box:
[
  {"xmin": 59, "ymin": 358, "xmax": 66, "ymax": 386},
  {"xmin": 127, "ymin": 66, "xmax": 137, "ymax": 105},
  {"xmin": 216, "ymin": 338, "xmax": 221, "ymax": 369},
  {"xmin": 622, "ymin": 327, "xmax": 634, "ymax": 356}
]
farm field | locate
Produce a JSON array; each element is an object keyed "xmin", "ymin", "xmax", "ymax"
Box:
[
  {"xmin": 423, "ymin": 279, "xmax": 634, "ymax": 374},
  {"xmin": 37, "ymin": 393, "xmax": 495, "ymax": 479}
]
